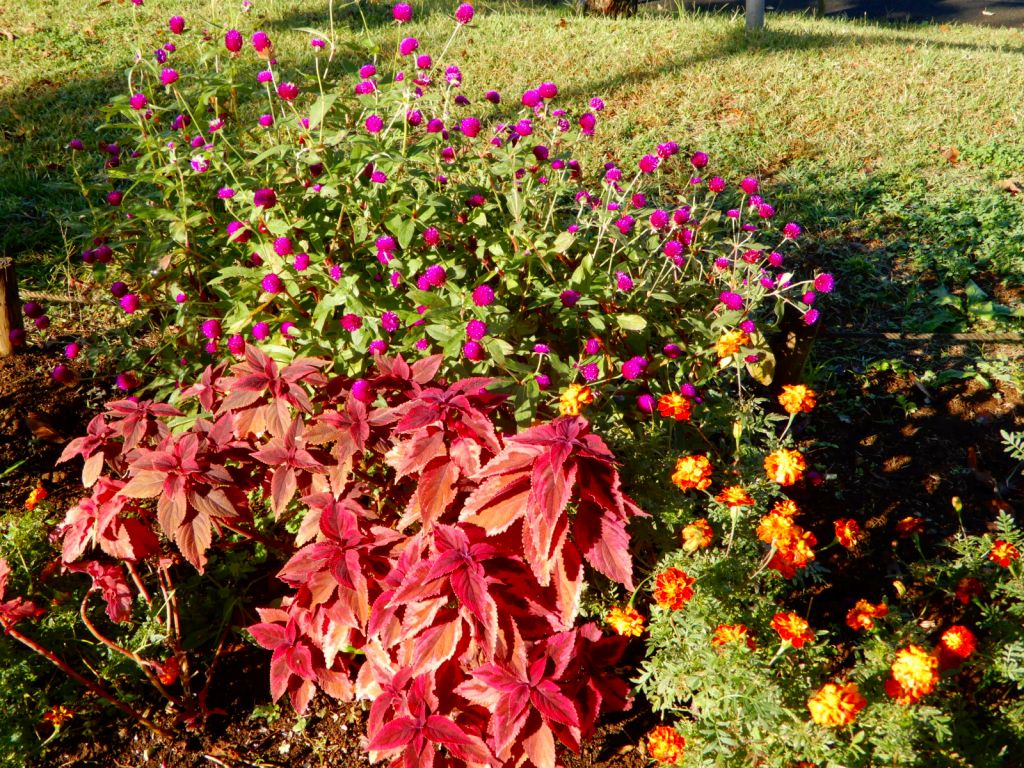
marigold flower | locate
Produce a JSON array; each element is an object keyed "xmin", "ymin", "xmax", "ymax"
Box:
[
  {"xmin": 757, "ymin": 512, "xmax": 794, "ymax": 545},
  {"xmin": 654, "ymin": 567, "xmax": 695, "ymax": 610},
  {"xmin": 772, "ymin": 499, "xmax": 800, "ymax": 517},
  {"xmin": 886, "ymin": 645, "xmax": 938, "ymax": 704},
  {"xmin": 772, "ymin": 612, "xmax": 814, "ymax": 648},
  {"xmin": 711, "ymin": 623, "xmax": 756, "ymax": 650},
  {"xmin": 895, "ymin": 516, "xmax": 925, "ymax": 538},
  {"xmin": 606, "ymin": 606, "xmax": 644, "ymax": 637},
  {"xmin": 764, "ymin": 449, "xmax": 806, "ymax": 486},
  {"xmin": 646, "ymin": 725, "xmax": 686, "ymax": 764},
  {"xmin": 954, "ymin": 576, "xmax": 984, "ymax": 605},
  {"xmin": 715, "ymin": 329, "xmax": 750, "ymax": 359},
  {"xmin": 672, "ymin": 455, "xmax": 713, "ymax": 492},
  {"xmin": 558, "ymin": 383, "xmax": 594, "ymax": 416},
  {"xmin": 807, "ymin": 682, "xmax": 866, "ymax": 727},
  {"xmin": 24, "ymin": 484, "xmax": 48, "ymax": 511},
  {"xmin": 657, "ymin": 392, "xmax": 692, "ymax": 421},
  {"xmin": 761, "ymin": 517, "xmax": 817, "ymax": 579},
  {"xmin": 939, "ymin": 625, "xmax": 977, "ymax": 661},
  {"xmin": 716, "ymin": 485, "xmax": 753, "ymax": 507},
  {"xmin": 681, "ymin": 518, "xmax": 713, "ymax": 552},
  {"xmin": 778, "ymin": 384, "xmax": 817, "ymax": 414},
  {"xmin": 834, "ymin": 518, "xmax": 861, "ymax": 549},
  {"xmin": 42, "ymin": 705, "xmax": 74, "ymax": 727},
  {"xmin": 845, "ymin": 599, "xmax": 888, "ymax": 631},
  {"xmin": 989, "ymin": 539, "xmax": 1020, "ymax": 567}
]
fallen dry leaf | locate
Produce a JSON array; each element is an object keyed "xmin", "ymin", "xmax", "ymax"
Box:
[
  {"xmin": 941, "ymin": 146, "xmax": 960, "ymax": 164},
  {"xmin": 996, "ymin": 178, "xmax": 1022, "ymax": 195}
]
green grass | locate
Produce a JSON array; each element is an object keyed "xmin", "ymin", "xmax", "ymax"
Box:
[{"xmin": 1, "ymin": 0, "xmax": 1023, "ymax": 337}]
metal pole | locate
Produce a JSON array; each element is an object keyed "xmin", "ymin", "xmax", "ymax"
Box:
[{"xmin": 746, "ymin": 0, "xmax": 765, "ymax": 30}]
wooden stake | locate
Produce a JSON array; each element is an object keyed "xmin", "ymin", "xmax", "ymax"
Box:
[{"xmin": 0, "ymin": 256, "xmax": 24, "ymax": 357}]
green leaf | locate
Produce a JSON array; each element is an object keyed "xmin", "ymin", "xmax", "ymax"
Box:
[
  {"xmin": 386, "ymin": 214, "xmax": 416, "ymax": 250},
  {"xmin": 615, "ymin": 314, "xmax": 647, "ymax": 332},
  {"xmin": 553, "ymin": 230, "xmax": 575, "ymax": 253}
]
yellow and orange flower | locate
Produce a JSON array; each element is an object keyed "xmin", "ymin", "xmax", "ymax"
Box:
[
  {"xmin": 24, "ymin": 484, "xmax": 48, "ymax": 511},
  {"xmin": 559, "ymin": 383, "xmax": 594, "ymax": 416},
  {"xmin": 778, "ymin": 384, "xmax": 817, "ymax": 415},
  {"xmin": 646, "ymin": 725, "xmax": 686, "ymax": 764},
  {"xmin": 834, "ymin": 518, "xmax": 862, "ymax": 549},
  {"xmin": 653, "ymin": 567, "xmax": 696, "ymax": 610},
  {"xmin": 764, "ymin": 449, "xmax": 806, "ymax": 486},
  {"xmin": 657, "ymin": 392, "xmax": 693, "ymax": 421},
  {"xmin": 715, "ymin": 329, "xmax": 750, "ymax": 360},
  {"xmin": 757, "ymin": 511, "xmax": 795, "ymax": 545},
  {"xmin": 954, "ymin": 577, "xmax": 984, "ymax": 605},
  {"xmin": 681, "ymin": 518, "xmax": 714, "ymax": 552},
  {"xmin": 772, "ymin": 499, "xmax": 800, "ymax": 518},
  {"xmin": 715, "ymin": 485, "xmax": 754, "ymax": 507},
  {"xmin": 885, "ymin": 645, "xmax": 938, "ymax": 704},
  {"xmin": 989, "ymin": 540, "xmax": 1021, "ymax": 568},
  {"xmin": 939, "ymin": 625, "xmax": 977, "ymax": 661},
  {"xmin": 771, "ymin": 612, "xmax": 814, "ymax": 648},
  {"xmin": 845, "ymin": 599, "xmax": 888, "ymax": 631},
  {"xmin": 895, "ymin": 516, "xmax": 925, "ymax": 538},
  {"xmin": 671, "ymin": 454, "xmax": 713, "ymax": 492},
  {"xmin": 766, "ymin": 528, "xmax": 817, "ymax": 579},
  {"xmin": 42, "ymin": 705, "xmax": 74, "ymax": 728},
  {"xmin": 711, "ymin": 623, "xmax": 756, "ymax": 650},
  {"xmin": 606, "ymin": 606, "xmax": 645, "ymax": 637},
  {"xmin": 807, "ymin": 682, "xmax": 866, "ymax": 727}
]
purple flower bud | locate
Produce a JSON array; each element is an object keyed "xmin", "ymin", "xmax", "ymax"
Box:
[
  {"xmin": 639, "ymin": 154, "xmax": 659, "ymax": 174},
  {"xmin": 34, "ymin": 316, "xmax": 50, "ymax": 331},
  {"xmin": 535, "ymin": 373, "xmax": 551, "ymax": 390},
  {"xmin": 52, "ymin": 364, "xmax": 74, "ymax": 384},
  {"xmin": 663, "ymin": 343, "xmax": 681, "ymax": 359},
  {"xmin": 560, "ymin": 289, "xmax": 581, "ymax": 308},
  {"xmin": 258, "ymin": 113, "xmax": 274, "ymax": 127},
  {"xmin": 168, "ymin": 15, "xmax": 185, "ymax": 34},
  {"xmin": 803, "ymin": 291, "xmax": 817, "ymax": 305},
  {"xmin": 116, "ymin": 372, "xmax": 139, "ymax": 391},
  {"xmin": 455, "ymin": 3, "xmax": 474, "ymax": 24},
  {"xmin": 261, "ymin": 273, "xmax": 284, "ymax": 294},
  {"xmin": 368, "ymin": 339, "xmax": 388, "ymax": 355},
  {"xmin": 471, "ymin": 284, "xmax": 494, "ymax": 307},
  {"xmin": 225, "ymin": 29, "xmax": 243, "ymax": 52},
  {"xmin": 539, "ymin": 81, "xmax": 558, "ymax": 99},
  {"xmin": 110, "ymin": 281, "xmax": 129, "ymax": 298},
  {"xmin": 252, "ymin": 321, "xmax": 270, "ymax": 340},
  {"xmin": 201, "ymin": 319, "xmax": 222, "ymax": 339},
  {"xmin": 257, "ymin": 70, "xmax": 273, "ymax": 84},
  {"xmin": 225, "ymin": 334, "xmax": 244, "ymax": 356},
  {"xmin": 803, "ymin": 309, "xmax": 820, "ymax": 326},
  {"xmin": 393, "ymin": 2, "xmax": 413, "ymax": 22},
  {"xmin": 160, "ymin": 68, "xmax": 179, "ymax": 86},
  {"xmin": 218, "ymin": 187, "xmax": 236, "ymax": 199},
  {"xmin": 106, "ymin": 190, "xmax": 123, "ymax": 206},
  {"xmin": 129, "ymin": 93, "xmax": 148, "ymax": 110},
  {"xmin": 253, "ymin": 188, "xmax": 277, "ymax": 209},
  {"xmin": 292, "ymin": 252, "xmax": 310, "ymax": 272},
  {"xmin": 65, "ymin": 342, "xmax": 81, "ymax": 359},
  {"xmin": 485, "ymin": 90, "xmax": 501, "ymax": 104},
  {"xmin": 120, "ymin": 294, "xmax": 140, "ymax": 314},
  {"xmin": 463, "ymin": 341, "xmax": 484, "ymax": 361},
  {"xmin": 252, "ymin": 30, "xmax": 271, "ymax": 52},
  {"xmin": 533, "ymin": 343, "xmax": 550, "ymax": 354},
  {"xmin": 578, "ymin": 113, "xmax": 596, "ymax": 136},
  {"xmin": 466, "ymin": 319, "xmax": 487, "ymax": 340},
  {"xmin": 636, "ymin": 393, "xmax": 655, "ymax": 414},
  {"xmin": 23, "ymin": 301, "xmax": 44, "ymax": 319},
  {"xmin": 351, "ymin": 378, "xmax": 374, "ymax": 402}
]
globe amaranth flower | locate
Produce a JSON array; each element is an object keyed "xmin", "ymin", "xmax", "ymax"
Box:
[
  {"xmin": 885, "ymin": 645, "xmax": 938, "ymax": 704},
  {"xmin": 538, "ymin": 81, "xmax": 557, "ymax": 99},
  {"xmin": 252, "ymin": 322, "xmax": 271, "ymax": 341},
  {"xmin": 225, "ymin": 29, "xmax": 243, "ymax": 52},
  {"xmin": 708, "ymin": 176, "xmax": 726, "ymax": 193},
  {"xmin": 580, "ymin": 363, "xmax": 599, "ymax": 382},
  {"xmin": 253, "ymin": 188, "xmax": 277, "ymax": 209},
  {"xmin": 757, "ymin": 203, "xmax": 775, "ymax": 219},
  {"xmin": 579, "ymin": 112, "xmax": 596, "ymax": 135},
  {"xmin": 834, "ymin": 518, "xmax": 861, "ymax": 549},
  {"xmin": 814, "ymin": 273, "xmax": 836, "ymax": 293},
  {"xmin": 423, "ymin": 264, "xmax": 446, "ymax": 287},
  {"xmin": 115, "ymin": 372, "xmax": 139, "ymax": 391},
  {"xmin": 803, "ymin": 309, "xmax": 820, "ymax": 326},
  {"xmin": 646, "ymin": 726, "xmax": 685, "ymax": 764},
  {"xmin": 636, "ymin": 393, "xmax": 655, "ymax": 414},
  {"xmin": 277, "ymin": 82, "xmax": 299, "ymax": 100},
  {"xmin": 653, "ymin": 567, "xmax": 695, "ymax": 610},
  {"xmin": 271, "ymin": 237, "xmax": 293, "ymax": 257},
  {"xmin": 340, "ymin": 313, "xmax": 362, "ymax": 332},
  {"xmin": 648, "ymin": 209, "xmax": 669, "ymax": 230},
  {"xmin": 257, "ymin": 70, "xmax": 274, "ymax": 85},
  {"xmin": 33, "ymin": 315, "xmax": 50, "ymax": 330},
  {"xmin": 719, "ymin": 291, "xmax": 744, "ymax": 311},
  {"xmin": 190, "ymin": 155, "xmax": 209, "ymax": 173},
  {"xmin": 466, "ymin": 319, "xmax": 487, "ymax": 341},
  {"xmin": 160, "ymin": 68, "xmax": 179, "ymax": 86},
  {"xmin": 615, "ymin": 216, "xmax": 635, "ymax": 235},
  {"xmin": 765, "ymin": 448, "xmax": 806, "ymax": 486},
  {"xmin": 368, "ymin": 339, "xmax": 388, "ymax": 355},
  {"xmin": 455, "ymin": 3, "xmax": 474, "ymax": 23},
  {"xmin": 365, "ymin": 114, "xmax": 384, "ymax": 133},
  {"xmin": 200, "ymin": 319, "xmax": 222, "ymax": 339},
  {"xmin": 621, "ymin": 356, "xmax": 646, "ymax": 380},
  {"xmin": 615, "ymin": 272, "xmax": 634, "ymax": 292},
  {"xmin": 771, "ymin": 612, "xmax": 814, "ymax": 648},
  {"xmin": 605, "ymin": 606, "xmax": 644, "ymax": 637},
  {"xmin": 261, "ymin": 273, "xmax": 284, "ymax": 294},
  {"xmin": 129, "ymin": 93, "xmax": 148, "ymax": 110},
  {"xmin": 715, "ymin": 486, "xmax": 754, "ymax": 507},
  {"xmin": 558, "ymin": 383, "xmax": 594, "ymax": 416},
  {"xmin": 740, "ymin": 177, "xmax": 759, "ymax": 194},
  {"xmin": 463, "ymin": 341, "xmax": 484, "ymax": 361},
  {"xmin": 399, "ymin": 37, "xmax": 418, "ymax": 56},
  {"xmin": 426, "ymin": 117, "xmax": 444, "ymax": 133},
  {"xmin": 534, "ymin": 373, "xmax": 551, "ymax": 390},
  {"xmin": 252, "ymin": 30, "xmax": 271, "ymax": 52},
  {"xmin": 227, "ymin": 334, "xmax": 245, "ymax": 356},
  {"xmin": 845, "ymin": 599, "xmax": 888, "ymax": 631},
  {"xmin": 560, "ymin": 289, "xmax": 581, "ymax": 308},
  {"xmin": 783, "ymin": 221, "xmax": 802, "ymax": 239},
  {"xmin": 64, "ymin": 342, "xmax": 81, "ymax": 359},
  {"xmin": 119, "ymin": 294, "xmax": 140, "ymax": 314},
  {"xmin": 393, "ymin": 2, "xmax": 412, "ymax": 22},
  {"xmin": 226, "ymin": 221, "xmax": 250, "ymax": 243},
  {"xmin": 990, "ymin": 539, "xmax": 1020, "ymax": 567},
  {"xmin": 690, "ymin": 151, "xmax": 709, "ymax": 168},
  {"xmin": 639, "ymin": 154, "xmax": 659, "ymax": 174},
  {"xmin": 672, "ymin": 455, "xmax": 712, "ymax": 492},
  {"xmin": 416, "ymin": 54, "xmax": 432, "ymax": 69},
  {"xmin": 110, "ymin": 281, "xmax": 128, "ymax": 298},
  {"xmin": 381, "ymin": 311, "xmax": 400, "ymax": 333},
  {"xmin": 681, "ymin": 518, "xmax": 713, "ymax": 552},
  {"xmin": 355, "ymin": 79, "xmax": 377, "ymax": 95},
  {"xmin": 658, "ymin": 393, "xmax": 692, "ymax": 421},
  {"xmin": 808, "ymin": 682, "xmax": 866, "ymax": 727},
  {"xmin": 168, "ymin": 15, "xmax": 185, "ymax": 33}
]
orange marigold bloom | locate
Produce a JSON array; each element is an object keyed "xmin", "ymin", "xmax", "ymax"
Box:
[
  {"xmin": 711, "ymin": 623, "xmax": 756, "ymax": 650},
  {"xmin": 646, "ymin": 725, "xmax": 686, "ymax": 764},
  {"xmin": 757, "ymin": 512, "xmax": 794, "ymax": 545},
  {"xmin": 939, "ymin": 625, "xmax": 977, "ymax": 660},
  {"xmin": 834, "ymin": 518, "xmax": 862, "ymax": 549},
  {"xmin": 845, "ymin": 599, "xmax": 888, "ymax": 631},
  {"xmin": 716, "ymin": 485, "xmax": 754, "ymax": 507},
  {"xmin": 657, "ymin": 392, "xmax": 693, "ymax": 421},
  {"xmin": 807, "ymin": 682, "xmax": 866, "ymax": 727},
  {"xmin": 886, "ymin": 645, "xmax": 938, "ymax": 704},
  {"xmin": 681, "ymin": 518, "xmax": 714, "ymax": 552},
  {"xmin": 672, "ymin": 454, "xmax": 713, "ymax": 492},
  {"xmin": 766, "ymin": 528, "xmax": 817, "ymax": 579},
  {"xmin": 606, "ymin": 606, "xmax": 645, "ymax": 637},
  {"xmin": 772, "ymin": 612, "xmax": 814, "ymax": 648},
  {"xmin": 715, "ymin": 329, "xmax": 750, "ymax": 360},
  {"xmin": 778, "ymin": 384, "xmax": 817, "ymax": 415},
  {"xmin": 42, "ymin": 705, "xmax": 74, "ymax": 727},
  {"xmin": 24, "ymin": 484, "xmax": 48, "ymax": 511},
  {"xmin": 772, "ymin": 499, "xmax": 800, "ymax": 518},
  {"xmin": 764, "ymin": 449, "xmax": 806, "ymax": 486},
  {"xmin": 895, "ymin": 516, "xmax": 925, "ymax": 538},
  {"xmin": 654, "ymin": 567, "xmax": 696, "ymax": 610},
  {"xmin": 559, "ymin": 383, "xmax": 594, "ymax": 416},
  {"xmin": 989, "ymin": 540, "xmax": 1021, "ymax": 568},
  {"xmin": 954, "ymin": 577, "xmax": 984, "ymax": 605}
]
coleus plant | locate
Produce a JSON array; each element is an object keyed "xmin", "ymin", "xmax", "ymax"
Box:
[{"xmin": 45, "ymin": 349, "xmax": 641, "ymax": 766}]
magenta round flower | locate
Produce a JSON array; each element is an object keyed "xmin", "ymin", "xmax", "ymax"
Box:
[
  {"xmin": 708, "ymin": 176, "xmax": 726, "ymax": 193},
  {"xmin": 227, "ymin": 334, "xmax": 246, "ymax": 356},
  {"xmin": 119, "ymin": 294, "xmax": 140, "ymax": 314},
  {"xmin": 657, "ymin": 141, "xmax": 679, "ymax": 158},
  {"xmin": 466, "ymin": 319, "xmax": 487, "ymax": 340},
  {"xmin": 579, "ymin": 113, "xmax": 596, "ymax": 136},
  {"xmin": 272, "ymin": 237, "xmax": 292, "ymax": 257},
  {"xmin": 616, "ymin": 272, "xmax": 634, "ymax": 292},
  {"xmin": 463, "ymin": 341, "xmax": 484, "ymax": 361},
  {"xmin": 261, "ymin": 273, "xmax": 284, "ymax": 294},
  {"xmin": 160, "ymin": 68, "xmax": 178, "ymax": 86},
  {"xmin": 399, "ymin": 37, "xmax": 419, "ymax": 56},
  {"xmin": 23, "ymin": 301, "xmax": 44, "ymax": 319},
  {"xmin": 226, "ymin": 221, "xmax": 250, "ymax": 244},
  {"xmin": 460, "ymin": 117, "xmax": 481, "ymax": 137},
  {"xmin": 355, "ymin": 80, "xmax": 376, "ymax": 95},
  {"xmin": 621, "ymin": 356, "xmax": 647, "ymax": 380},
  {"xmin": 455, "ymin": 3, "xmax": 474, "ymax": 24},
  {"xmin": 758, "ymin": 203, "xmax": 775, "ymax": 219},
  {"xmin": 366, "ymin": 114, "xmax": 384, "ymax": 133},
  {"xmin": 584, "ymin": 337, "xmax": 601, "ymax": 355},
  {"xmin": 663, "ymin": 343, "xmax": 681, "ymax": 359},
  {"xmin": 422, "ymin": 227, "xmax": 441, "ymax": 247},
  {"xmin": 115, "ymin": 372, "xmax": 139, "ymax": 392},
  {"xmin": 225, "ymin": 29, "xmax": 243, "ymax": 52},
  {"xmin": 257, "ymin": 70, "xmax": 274, "ymax": 85},
  {"xmin": 258, "ymin": 113, "xmax": 274, "ymax": 127},
  {"xmin": 204, "ymin": 341, "xmax": 218, "ymax": 354},
  {"xmin": 424, "ymin": 265, "xmax": 446, "ymax": 287},
  {"xmin": 110, "ymin": 281, "xmax": 129, "ymax": 298},
  {"xmin": 65, "ymin": 342, "xmax": 81, "ymax": 359},
  {"xmin": 803, "ymin": 291, "xmax": 817, "ymax": 305},
  {"xmin": 649, "ymin": 209, "xmax": 669, "ymax": 230},
  {"xmin": 368, "ymin": 339, "xmax": 389, "ymax": 355},
  {"xmin": 560, "ymin": 289, "xmax": 581, "ymax": 308},
  {"xmin": 34, "ymin": 316, "xmax": 50, "ymax": 331},
  {"xmin": 636, "ymin": 393, "xmax": 655, "ymax": 414},
  {"xmin": 341, "ymin": 313, "xmax": 362, "ymax": 332},
  {"xmin": 615, "ymin": 216, "xmax": 635, "ymax": 235},
  {"xmin": 277, "ymin": 82, "xmax": 299, "ymax": 101},
  {"xmin": 533, "ymin": 343, "xmax": 550, "ymax": 354},
  {"xmin": 106, "ymin": 190, "xmax": 124, "ymax": 207},
  {"xmin": 200, "ymin": 319, "xmax": 222, "ymax": 339},
  {"xmin": 690, "ymin": 151, "xmax": 709, "ymax": 168},
  {"xmin": 252, "ymin": 30, "xmax": 271, "ymax": 52},
  {"xmin": 51, "ymin": 365, "xmax": 73, "ymax": 384},
  {"xmin": 580, "ymin": 363, "xmax": 599, "ymax": 382},
  {"xmin": 129, "ymin": 93, "xmax": 148, "ymax": 110},
  {"xmin": 803, "ymin": 309, "xmax": 820, "ymax": 326},
  {"xmin": 393, "ymin": 2, "xmax": 413, "ymax": 22},
  {"xmin": 663, "ymin": 240, "xmax": 683, "ymax": 260},
  {"xmin": 783, "ymin": 222, "xmax": 802, "ymax": 239},
  {"xmin": 538, "ymin": 81, "xmax": 558, "ymax": 99},
  {"xmin": 380, "ymin": 311, "xmax": 400, "ymax": 333},
  {"xmin": 168, "ymin": 15, "xmax": 185, "ymax": 34},
  {"xmin": 175, "ymin": 293, "xmax": 187, "ymax": 303},
  {"xmin": 253, "ymin": 188, "xmax": 277, "ymax": 209},
  {"xmin": 813, "ymin": 274, "xmax": 835, "ymax": 293},
  {"xmin": 522, "ymin": 89, "xmax": 541, "ymax": 108},
  {"xmin": 351, "ymin": 379, "xmax": 374, "ymax": 404},
  {"xmin": 535, "ymin": 373, "xmax": 551, "ymax": 390},
  {"xmin": 252, "ymin": 322, "xmax": 271, "ymax": 341},
  {"xmin": 720, "ymin": 291, "xmax": 744, "ymax": 311},
  {"xmin": 370, "ymin": 170, "xmax": 387, "ymax": 184},
  {"xmin": 740, "ymin": 177, "xmax": 759, "ymax": 195},
  {"xmin": 293, "ymin": 253, "xmax": 310, "ymax": 272},
  {"xmin": 639, "ymin": 154, "xmax": 659, "ymax": 174},
  {"xmin": 485, "ymin": 90, "xmax": 501, "ymax": 104},
  {"xmin": 590, "ymin": 97, "xmax": 605, "ymax": 111},
  {"xmin": 472, "ymin": 284, "xmax": 494, "ymax": 306}
]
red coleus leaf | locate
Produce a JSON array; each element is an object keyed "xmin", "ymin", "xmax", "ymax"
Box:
[
  {"xmin": 305, "ymin": 396, "xmax": 370, "ymax": 490},
  {"xmin": 57, "ymin": 413, "xmax": 115, "ymax": 488},
  {"xmin": 252, "ymin": 418, "xmax": 325, "ymax": 517},
  {"xmin": 104, "ymin": 398, "xmax": 182, "ymax": 452},
  {"xmin": 66, "ymin": 560, "xmax": 133, "ymax": 623},
  {"xmin": 0, "ymin": 558, "xmax": 46, "ymax": 629}
]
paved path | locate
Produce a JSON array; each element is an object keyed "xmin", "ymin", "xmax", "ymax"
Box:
[{"xmin": 692, "ymin": 0, "xmax": 1024, "ymax": 26}]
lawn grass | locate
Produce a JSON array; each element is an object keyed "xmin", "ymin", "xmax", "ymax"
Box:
[{"xmin": 1, "ymin": 0, "xmax": 1023, "ymax": 339}]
